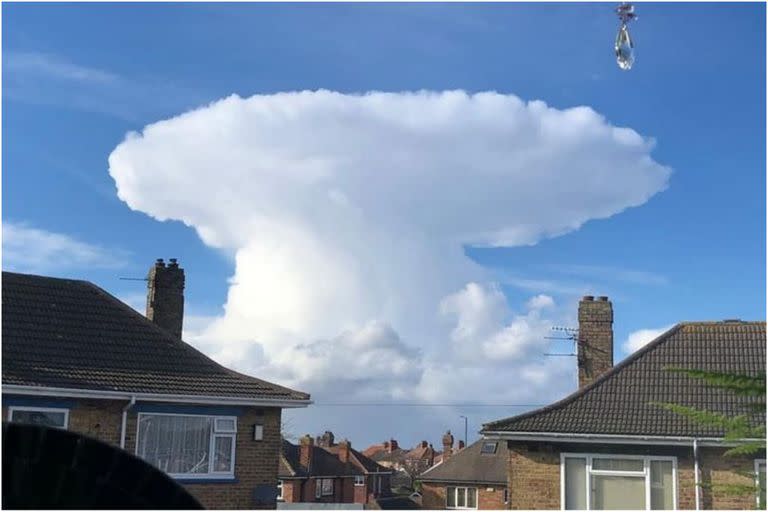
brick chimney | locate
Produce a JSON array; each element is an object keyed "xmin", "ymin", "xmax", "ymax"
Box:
[
  {"xmin": 388, "ymin": 439, "xmax": 398, "ymax": 453},
  {"xmin": 317, "ymin": 431, "xmax": 335, "ymax": 448},
  {"xmin": 442, "ymin": 430, "xmax": 454, "ymax": 461},
  {"xmin": 338, "ymin": 439, "xmax": 351, "ymax": 463},
  {"xmin": 300, "ymin": 435, "xmax": 314, "ymax": 470},
  {"xmin": 458, "ymin": 440, "xmax": 465, "ymax": 450},
  {"xmin": 419, "ymin": 441, "xmax": 428, "ymax": 449},
  {"xmin": 578, "ymin": 295, "xmax": 614, "ymax": 389},
  {"xmin": 146, "ymin": 258, "xmax": 185, "ymax": 339}
]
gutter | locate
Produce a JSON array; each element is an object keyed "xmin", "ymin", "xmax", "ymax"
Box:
[
  {"xmin": 120, "ymin": 396, "xmax": 136, "ymax": 449},
  {"xmin": 3, "ymin": 384, "xmax": 312, "ymax": 408},
  {"xmin": 481, "ymin": 430, "xmax": 759, "ymax": 447}
]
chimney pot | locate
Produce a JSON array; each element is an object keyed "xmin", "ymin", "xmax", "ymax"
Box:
[
  {"xmin": 597, "ymin": 295, "xmax": 609, "ymax": 301},
  {"xmin": 155, "ymin": 258, "xmax": 165, "ymax": 267},
  {"xmin": 582, "ymin": 295, "xmax": 594, "ymax": 301}
]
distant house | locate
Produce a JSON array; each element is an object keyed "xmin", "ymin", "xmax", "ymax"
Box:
[
  {"xmin": 366, "ymin": 434, "xmax": 458, "ymax": 488},
  {"xmin": 481, "ymin": 296, "xmax": 766, "ymax": 510},
  {"xmin": 278, "ymin": 432, "xmax": 392, "ymax": 507},
  {"xmin": 419, "ymin": 438, "xmax": 509, "ymax": 510},
  {"xmin": 2, "ymin": 261, "xmax": 311, "ymax": 509}
]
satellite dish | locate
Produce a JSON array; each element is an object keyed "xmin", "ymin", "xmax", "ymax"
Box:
[{"xmin": 2, "ymin": 422, "xmax": 203, "ymax": 509}]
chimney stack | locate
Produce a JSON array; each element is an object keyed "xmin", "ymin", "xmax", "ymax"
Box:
[
  {"xmin": 388, "ymin": 439, "xmax": 398, "ymax": 453},
  {"xmin": 146, "ymin": 258, "xmax": 185, "ymax": 338},
  {"xmin": 338, "ymin": 439, "xmax": 351, "ymax": 463},
  {"xmin": 442, "ymin": 430, "xmax": 454, "ymax": 461},
  {"xmin": 577, "ymin": 295, "xmax": 614, "ymax": 388},
  {"xmin": 458, "ymin": 440, "xmax": 465, "ymax": 450},
  {"xmin": 300, "ymin": 435, "xmax": 314, "ymax": 470},
  {"xmin": 317, "ymin": 431, "xmax": 335, "ymax": 448}
]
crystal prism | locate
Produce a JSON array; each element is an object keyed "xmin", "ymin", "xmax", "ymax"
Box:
[{"xmin": 615, "ymin": 24, "xmax": 635, "ymax": 70}]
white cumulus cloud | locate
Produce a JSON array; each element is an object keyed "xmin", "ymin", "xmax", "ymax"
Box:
[
  {"xmin": 107, "ymin": 90, "xmax": 670, "ymax": 442},
  {"xmin": 623, "ymin": 325, "xmax": 674, "ymax": 354}
]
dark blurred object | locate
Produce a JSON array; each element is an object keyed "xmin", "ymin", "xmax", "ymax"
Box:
[{"xmin": 2, "ymin": 422, "xmax": 203, "ymax": 509}]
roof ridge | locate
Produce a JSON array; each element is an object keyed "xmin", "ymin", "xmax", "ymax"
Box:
[{"xmin": 482, "ymin": 323, "xmax": 686, "ymax": 432}]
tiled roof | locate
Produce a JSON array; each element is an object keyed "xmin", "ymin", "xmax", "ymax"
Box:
[
  {"xmin": 2, "ymin": 271, "xmax": 309, "ymax": 402},
  {"xmin": 279, "ymin": 440, "xmax": 390, "ymax": 478},
  {"xmin": 483, "ymin": 322, "xmax": 765, "ymax": 438},
  {"xmin": 419, "ymin": 440, "xmax": 508, "ymax": 485}
]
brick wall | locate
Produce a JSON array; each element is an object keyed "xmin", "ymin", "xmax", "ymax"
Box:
[
  {"xmin": 4, "ymin": 398, "xmax": 283, "ymax": 510},
  {"xmin": 508, "ymin": 444, "xmax": 561, "ymax": 509},
  {"xmin": 507, "ymin": 441, "xmax": 762, "ymax": 510},
  {"xmin": 421, "ymin": 482, "xmax": 508, "ymax": 510}
]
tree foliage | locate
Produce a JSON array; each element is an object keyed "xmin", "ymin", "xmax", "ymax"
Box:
[{"xmin": 655, "ymin": 368, "xmax": 766, "ymax": 507}]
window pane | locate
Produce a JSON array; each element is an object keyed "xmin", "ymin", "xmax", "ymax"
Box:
[
  {"xmin": 467, "ymin": 488, "xmax": 477, "ymax": 508},
  {"xmin": 213, "ymin": 436, "xmax": 233, "ymax": 472},
  {"xmin": 447, "ymin": 487, "xmax": 456, "ymax": 508},
  {"xmin": 565, "ymin": 457, "xmax": 587, "ymax": 510},
  {"xmin": 481, "ymin": 442, "xmax": 498, "ymax": 454},
  {"xmin": 215, "ymin": 418, "xmax": 236, "ymax": 432},
  {"xmin": 591, "ymin": 475, "xmax": 646, "ymax": 510},
  {"xmin": 137, "ymin": 415, "xmax": 212, "ymax": 474},
  {"xmin": 11, "ymin": 409, "xmax": 66, "ymax": 428},
  {"xmin": 592, "ymin": 458, "xmax": 644, "ymax": 472},
  {"xmin": 650, "ymin": 460, "xmax": 674, "ymax": 510},
  {"xmin": 457, "ymin": 488, "xmax": 466, "ymax": 507}
]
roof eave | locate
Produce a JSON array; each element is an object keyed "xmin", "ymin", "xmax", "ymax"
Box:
[{"xmin": 3, "ymin": 384, "xmax": 312, "ymax": 408}]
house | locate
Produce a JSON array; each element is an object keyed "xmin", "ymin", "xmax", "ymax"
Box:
[
  {"xmin": 481, "ymin": 295, "xmax": 766, "ymax": 510},
  {"xmin": 2, "ymin": 260, "xmax": 311, "ymax": 509},
  {"xmin": 419, "ymin": 437, "xmax": 509, "ymax": 510},
  {"xmin": 278, "ymin": 432, "xmax": 392, "ymax": 507},
  {"xmin": 367, "ymin": 435, "xmax": 455, "ymax": 487}
]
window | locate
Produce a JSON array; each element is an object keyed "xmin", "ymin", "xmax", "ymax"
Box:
[
  {"xmin": 446, "ymin": 486, "xmax": 478, "ymax": 509},
  {"xmin": 316, "ymin": 478, "xmax": 333, "ymax": 498},
  {"xmin": 481, "ymin": 442, "xmax": 498, "ymax": 454},
  {"xmin": 504, "ymin": 488, "xmax": 510, "ymax": 504},
  {"xmin": 561, "ymin": 454, "xmax": 676, "ymax": 510},
  {"xmin": 8, "ymin": 407, "xmax": 68, "ymax": 429},
  {"xmin": 136, "ymin": 413, "xmax": 236, "ymax": 479},
  {"xmin": 756, "ymin": 460, "xmax": 766, "ymax": 508},
  {"xmin": 277, "ymin": 480, "xmax": 284, "ymax": 501},
  {"xmin": 355, "ymin": 475, "xmax": 365, "ymax": 486}
]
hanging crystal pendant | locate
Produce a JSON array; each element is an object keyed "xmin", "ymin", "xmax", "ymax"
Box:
[
  {"xmin": 615, "ymin": 23, "xmax": 635, "ymax": 70},
  {"xmin": 614, "ymin": 3, "xmax": 637, "ymax": 70}
]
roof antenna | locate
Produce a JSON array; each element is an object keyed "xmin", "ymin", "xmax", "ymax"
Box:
[{"xmin": 543, "ymin": 326, "xmax": 578, "ymax": 357}]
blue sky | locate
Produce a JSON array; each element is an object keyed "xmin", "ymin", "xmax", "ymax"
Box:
[{"xmin": 3, "ymin": 3, "xmax": 765, "ymax": 447}]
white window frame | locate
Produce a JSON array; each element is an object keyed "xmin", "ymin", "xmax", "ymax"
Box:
[
  {"xmin": 277, "ymin": 479, "xmax": 284, "ymax": 501},
  {"xmin": 560, "ymin": 453, "xmax": 678, "ymax": 511},
  {"xmin": 135, "ymin": 412, "xmax": 237, "ymax": 480},
  {"xmin": 446, "ymin": 486, "xmax": 479, "ymax": 510},
  {"xmin": 354, "ymin": 475, "xmax": 365, "ymax": 486},
  {"xmin": 755, "ymin": 459, "xmax": 766, "ymax": 508},
  {"xmin": 7, "ymin": 406, "xmax": 69, "ymax": 429},
  {"xmin": 315, "ymin": 478, "xmax": 333, "ymax": 498}
]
